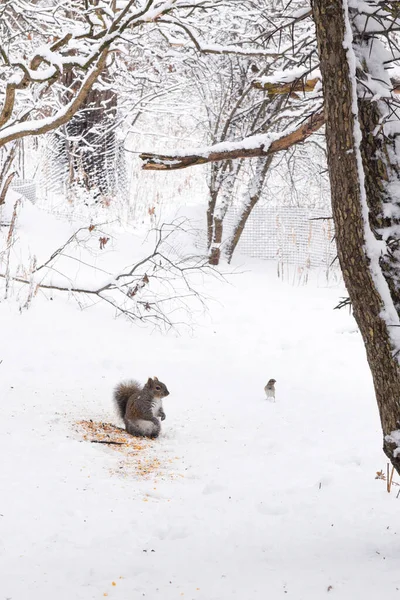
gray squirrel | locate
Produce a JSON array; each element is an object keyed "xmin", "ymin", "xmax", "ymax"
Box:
[{"xmin": 113, "ymin": 377, "xmax": 170, "ymax": 438}]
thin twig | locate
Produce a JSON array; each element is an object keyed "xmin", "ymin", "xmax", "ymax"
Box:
[
  {"xmin": 389, "ymin": 464, "xmax": 395, "ymax": 493},
  {"xmin": 90, "ymin": 440, "xmax": 125, "ymax": 445}
]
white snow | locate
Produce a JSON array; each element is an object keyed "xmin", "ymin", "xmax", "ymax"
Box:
[
  {"xmin": 292, "ymin": 7, "xmax": 311, "ymax": 19},
  {"xmin": 145, "ymin": 128, "xmax": 299, "ymax": 161},
  {"xmin": 386, "ymin": 430, "xmax": 400, "ymax": 457},
  {"xmin": 256, "ymin": 67, "xmax": 317, "ymax": 86},
  {"xmin": 1, "ymin": 202, "xmax": 398, "ymax": 599}
]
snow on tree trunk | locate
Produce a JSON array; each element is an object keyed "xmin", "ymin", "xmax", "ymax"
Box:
[
  {"xmin": 207, "ymin": 160, "xmax": 238, "ymax": 265},
  {"xmin": 312, "ymin": 0, "xmax": 400, "ymax": 471}
]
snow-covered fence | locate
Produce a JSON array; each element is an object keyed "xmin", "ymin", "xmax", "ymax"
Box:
[
  {"xmin": 224, "ymin": 205, "xmax": 338, "ymax": 279},
  {"xmin": 11, "ymin": 179, "xmax": 37, "ymax": 204},
  {"xmin": 37, "ymin": 131, "xmax": 129, "ymax": 207}
]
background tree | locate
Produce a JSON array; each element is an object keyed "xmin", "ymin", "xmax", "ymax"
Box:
[
  {"xmin": 157, "ymin": 0, "xmax": 321, "ymax": 265},
  {"xmin": 190, "ymin": 55, "xmax": 286, "ymax": 265},
  {"xmin": 0, "ymin": 0, "xmax": 204, "ymax": 179}
]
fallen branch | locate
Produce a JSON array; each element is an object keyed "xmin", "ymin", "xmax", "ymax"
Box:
[
  {"xmin": 0, "ymin": 218, "xmax": 221, "ymax": 329},
  {"xmin": 140, "ymin": 110, "xmax": 325, "ymax": 170}
]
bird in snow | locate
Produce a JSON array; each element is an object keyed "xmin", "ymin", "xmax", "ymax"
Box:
[{"xmin": 264, "ymin": 379, "xmax": 276, "ymax": 401}]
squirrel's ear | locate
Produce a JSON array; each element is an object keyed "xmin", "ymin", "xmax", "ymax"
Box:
[
  {"xmin": 154, "ymin": 376, "xmax": 159, "ymax": 382},
  {"xmin": 147, "ymin": 377, "xmax": 154, "ymax": 388}
]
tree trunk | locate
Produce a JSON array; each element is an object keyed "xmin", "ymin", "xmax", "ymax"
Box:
[
  {"xmin": 206, "ymin": 164, "xmax": 220, "ymax": 250},
  {"xmin": 209, "ymin": 217, "xmax": 223, "ymax": 265},
  {"xmin": 206, "ymin": 159, "xmax": 238, "ymax": 265},
  {"xmin": 312, "ymin": 0, "xmax": 400, "ymax": 471}
]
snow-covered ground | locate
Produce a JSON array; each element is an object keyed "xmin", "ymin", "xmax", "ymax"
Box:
[{"xmin": 1, "ymin": 217, "xmax": 399, "ymax": 599}]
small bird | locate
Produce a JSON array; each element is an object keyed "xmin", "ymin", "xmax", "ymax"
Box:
[{"xmin": 264, "ymin": 379, "xmax": 276, "ymax": 401}]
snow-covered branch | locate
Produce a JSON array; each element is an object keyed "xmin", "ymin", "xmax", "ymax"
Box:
[
  {"xmin": 158, "ymin": 17, "xmax": 283, "ymax": 57},
  {"xmin": 140, "ymin": 110, "xmax": 325, "ymax": 170},
  {"xmin": 253, "ymin": 73, "xmax": 400, "ymax": 97},
  {"xmin": 0, "ymin": 0, "xmax": 191, "ymax": 147},
  {"xmin": 253, "ymin": 75, "xmax": 320, "ymax": 96},
  {"xmin": 0, "ymin": 49, "xmax": 109, "ymax": 147}
]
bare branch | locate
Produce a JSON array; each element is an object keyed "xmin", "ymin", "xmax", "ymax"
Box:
[{"xmin": 0, "ymin": 171, "xmax": 16, "ymax": 206}]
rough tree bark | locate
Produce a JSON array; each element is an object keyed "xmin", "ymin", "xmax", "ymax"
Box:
[{"xmin": 312, "ymin": 0, "xmax": 400, "ymax": 471}]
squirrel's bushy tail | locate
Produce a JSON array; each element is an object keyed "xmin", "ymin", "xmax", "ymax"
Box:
[{"xmin": 113, "ymin": 380, "xmax": 141, "ymax": 420}]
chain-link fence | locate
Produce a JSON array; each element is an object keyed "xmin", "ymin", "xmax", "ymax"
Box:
[
  {"xmin": 37, "ymin": 129, "xmax": 129, "ymax": 208},
  {"xmin": 10, "ymin": 178, "xmax": 37, "ymax": 203},
  {"xmin": 224, "ymin": 204, "xmax": 339, "ymax": 280}
]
